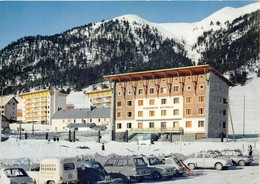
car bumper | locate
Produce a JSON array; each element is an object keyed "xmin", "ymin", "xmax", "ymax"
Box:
[{"xmin": 161, "ymin": 172, "xmax": 176, "ymax": 177}]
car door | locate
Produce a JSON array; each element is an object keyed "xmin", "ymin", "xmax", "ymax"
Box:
[
  {"xmin": 194, "ymin": 153, "xmax": 204, "ymax": 167},
  {"xmin": 203, "ymin": 153, "xmax": 214, "ymax": 168}
]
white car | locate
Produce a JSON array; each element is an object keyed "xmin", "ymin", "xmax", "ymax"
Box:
[
  {"xmin": 184, "ymin": 151, "xmax": 232, "ymax": 170},
  {"xmin": 0, "ymin": 166, "xmax": 34, "ymax": 184}
]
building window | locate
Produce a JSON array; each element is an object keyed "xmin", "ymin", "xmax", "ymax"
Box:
[
  {"xmin": 117, "ymin": 123, "xmax": 122, "ymax": 129},
  {"xmin": 90, "ymin": 119, "xmax": 92, "ymax": 122},
  {"xmin": 138, "ymin": 89, "xmax": 143, "ymax": 95},
  {"xmin": 186, "ymin": 97, "xmax": 192, "ymax": 103},
  {"xmin": 118, "ymin": 91, "xmax": 121, "ymax": 96},
  {"xmin": 173, "ymin": 86, "xmax": 179, "ymax": 92},
  {"xmin": 138, "ymin": 111, "xmax": 143, "ymax": 117},
  {"xmin": 149, "ymin": 99, "xmax": 155, "ymax": 105},
  {"xmin": 161, "ymin": 122, "xmax": 167, "ymax": 128},
  {"xmin": 198, "ymin": 121, "xmax": 204, "ymax": 127},
  {"xmin": 149, "ymin": 110, "xmax": 155, "ymax": 116},
  {"xmin": 223, "ymin": 122, "xmax": 226, "ymax": 128},
  {"xmin": 186, "ymin": 109, "xmax": 192, "ymax": 115},
  {"xmin": 161, "ymin": 99, "xmax": 167, "ymax": 105},
  {"xmin": 173, "ymin": 121, "xmax": 179, "ymax": 128},
  {"xmin": 223, "ymin": 98, "xmax": 227, "ymax": 104},
  {"xmin": 223, "ymin": 110, "xmax": 226, "ymax": 115},
  {"xmin": 160, "ymin": 87, "xmax": 167, "ymax": 93},
  {"xmin": 187, "ymin": 85, "xmax": 191, "ymax": 91},
  {"xmin": 127, "ymin": 112, "xmax": 132, "ymax": 117},
  {"xmin": 98, "ymin": 118, "xmax": 101, "ymax": 122},
  {"xmin": 150, "ymin": 88, "xmax": 155, "ymax": 94},
  {"xmin": 117, "ymin": 112, "xmax": 121, "ymax": 117},
  {"xmin": 117, "ymin": 102, "xmax": 122, "ymax": 107},
  {"xmin": 127, "ymin": 101, "xmax": 132, "ymax": 106},
  {"xmin": 138, "ymin": 122, "xmax": 143, "ymax": 128},
  {"xmin": 127, "ymin": 123, "xmax": 132, "ymax": 129},
  {"xmin": 138, "ymin": 100, "xmax": 143, "ymax": 106},
  {"xmin": 198, "ymin": 108, "xmax": 205, "ymax": 115},
  {"xmin": 149, "ymin": 122, "xmax": 154, "ymax": 128},
  {"xmin": 186, "ymin": 121, "xmax": 192, "ymax": 128},
  {"xmin": 161, "ymin": 110, "xmax": 167, "ymax": 116},
  {"xmin": 173, "ymin": 109, "xmax": 179, "ymax": 115},
  {"xmin": 128, "ymin": 90, "xmax": 132, "ymax": 95},
  {"xmin": 199, "ymin": 84, "xmax": 204, "ymax": 90},
  {"xmin": 173, "ymin": 98, "xmax": 179, "ymax": 104},
  {"xmin": 198, "ymin": 96, "xmax": 205, "ymax": 103}
]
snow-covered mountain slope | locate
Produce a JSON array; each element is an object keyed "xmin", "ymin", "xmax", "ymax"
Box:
[{"xmin": 113, "ymin": 3, "xmax": 259, "ymax": 62}]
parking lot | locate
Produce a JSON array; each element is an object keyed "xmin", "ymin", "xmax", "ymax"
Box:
[{"xmin": 142, "ymin": 163, "xmax": 259, "ymax": 184}]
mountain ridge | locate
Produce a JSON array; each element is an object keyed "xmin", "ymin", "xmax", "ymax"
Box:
[{"xmin": 0, "ymin": 3, "xmax": 258, "ymax": 94}]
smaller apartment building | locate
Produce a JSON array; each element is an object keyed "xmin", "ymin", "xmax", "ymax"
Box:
[
  {"xmin": 52, "ymin": 107, "xmax": 110, "ymax": 131},
  {"xmin": 86, "ymin": 89, "xmax": 112, "ymax": 108},
  {"xmin": 20, "ymin": 90, "xmax": 67, "ymax": 125},
  {"xmin": 0, "ymin": 95, "xmax": 18, "ymax": 132},
  {"xmin": 104, "ymin": 65, "xmax": 234, "ymax": 141}
]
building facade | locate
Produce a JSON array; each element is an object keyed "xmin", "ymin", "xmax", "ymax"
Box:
[
  {"xmin": 0, "ymin": 95, "xmax": 18, "ymax": 132},
  {"xmin": 51, "ymin": 107, "xmax": 110, "ymax": 131},
  {"xmin": 20, "ymin": 90, "xmax": 67, "ymax": 125},
  {"xmin": 86, "ymin": 89, "xmax": 112, "ymax": 108},
  {"xmin": 104, "ymin": 65, "xmax": 234, "ymax": 141}
]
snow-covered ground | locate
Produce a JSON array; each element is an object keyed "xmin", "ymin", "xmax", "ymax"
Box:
[
  {"xmin": 0, "ymin": 134, "xmax": 259, "ymax": 183},
  {"xmin": 229, "ymin": 73, "xmax": 260, "ymax": 135}
]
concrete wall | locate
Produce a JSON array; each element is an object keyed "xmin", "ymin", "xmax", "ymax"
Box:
[{"xmin": 206, "ymin": 71, "xmax": 229, "ymax": 138}]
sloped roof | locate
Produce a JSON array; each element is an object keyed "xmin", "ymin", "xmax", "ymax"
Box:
[
  {"xmin": 0, "ymin": 95, "xmax": 18, "ymax": 105},
  {"xmin": 67, "ymin": 123, "xmax": 95, "ymax": 128},
  {"xmin": 52, "ymin": 107, "xmax": 110, "ymax": 119},
  {"xmin": 104, "ymin": 65, "xmax": 234, "ymax": 86}
]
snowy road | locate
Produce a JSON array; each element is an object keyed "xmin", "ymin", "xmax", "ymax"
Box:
[{"xmin": 142, "ymin": 164, "xmax": 259, "ymax": 184}]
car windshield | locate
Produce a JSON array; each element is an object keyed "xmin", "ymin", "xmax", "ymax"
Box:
[
  {"xmin": 148, "ymin": 157, "xmax": 162, "ymax": 165},
  {"xmin": 210, "ymin": 153, "xmax": 218, "ymax": 158},
  {"xmin": 4, "ymin": 168, "xmax": 28, "ymax": 178},
  {"xmin": 133, "ymin": 158, "xmax": 146, "ymax": 166},
  {"xmin": 234, "ymin": 151, "xmax": 242, "ymax": 156}
]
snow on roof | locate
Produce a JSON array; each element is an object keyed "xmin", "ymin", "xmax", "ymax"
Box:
[{"xmin": 52, "ymin": 107, "xmax": 110, "ymax": 119}]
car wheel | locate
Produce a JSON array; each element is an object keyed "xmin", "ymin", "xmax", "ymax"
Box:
[
  {"xmin": 48, "ymin": 181, "xmax": 55, "ymax": 184},
  {"xmin": 188, "ymin": 163, "xmax": 195, "ymax": 170},
  {"xmin": 152, "ymin": 171, "xmax": 162, "ymax": 180},
  {"xmin": 215, "ymin": 163, "xmax": 223, "ymax": 170},
  {"xmin": 239, "ymin": 160, "xmax": 246, "ymax": 166}
]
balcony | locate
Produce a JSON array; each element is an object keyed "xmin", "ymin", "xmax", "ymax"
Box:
[{"xmin": 129, "ymin": 127, "xmax": 183, "ymax": 134}]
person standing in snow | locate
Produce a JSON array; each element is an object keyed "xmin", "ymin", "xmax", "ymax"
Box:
[{"xmin": 248, "ymin": 145, "xmax": 253, "ymax": 156}]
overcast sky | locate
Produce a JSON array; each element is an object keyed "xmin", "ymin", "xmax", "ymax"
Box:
[{"xmin": 0, "ymin": 1, "xmax": 256, "ymax": 49}]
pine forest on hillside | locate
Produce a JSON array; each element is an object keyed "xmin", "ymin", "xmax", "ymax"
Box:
[{"xmin": 0, "ymin": 9, "xmax": 259, "ymax": 94}]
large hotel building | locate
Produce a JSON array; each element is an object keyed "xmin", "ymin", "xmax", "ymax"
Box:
[
  {"xmin": 104, "ymin": 65, "xmax": 234, "ymax": 141},
  {"xmin": 21, "ymin": 90, "xmax": 67, "ymax": 125}
]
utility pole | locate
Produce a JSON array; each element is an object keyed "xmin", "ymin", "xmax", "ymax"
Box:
[
  {"xmin": 0, "ymin": 88, "xmax": 4, "ymax": 142},
  {"xmin": 243, "ymin": 95, "xmax": 245, "ymax": 139}
]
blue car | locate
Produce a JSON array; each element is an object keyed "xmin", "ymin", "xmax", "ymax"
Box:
[{"xmin": 76, "ymin": 160, "xmax": 122, "ymax": 184}]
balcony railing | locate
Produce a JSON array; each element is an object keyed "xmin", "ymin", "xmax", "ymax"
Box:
[{"xmin": 129, "ymin": 127, "xmax": 183, "ymax": 134}]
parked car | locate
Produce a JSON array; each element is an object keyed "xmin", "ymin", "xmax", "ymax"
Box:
[
  {"xmin": 0, "ymin": 165, "xmax": 34, "ymax": 184},
  {"xmin": 221, "ymin": 149, "xmax": 253, "ymax": 166},
  {"xmin": 28, "ymin": 157, "xmax": 77, "ymax": 184},
  {"xmin": 184, "ymin": 151, "xmax": 232, "ymax": 170},
  {"xmin": 143, "ymin": 156, "xmax": 176, "ymax": 180},
  {"xmin": 76, "ymin": 160, "xmax": 120, "ymax": 183},
  {"xmin": 103, "ymin": 156, "xmax": 149, "ymax": 182},
  {"xmin": 162, "ymin": 155, "xmax": 186, "ymax": 176}
]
